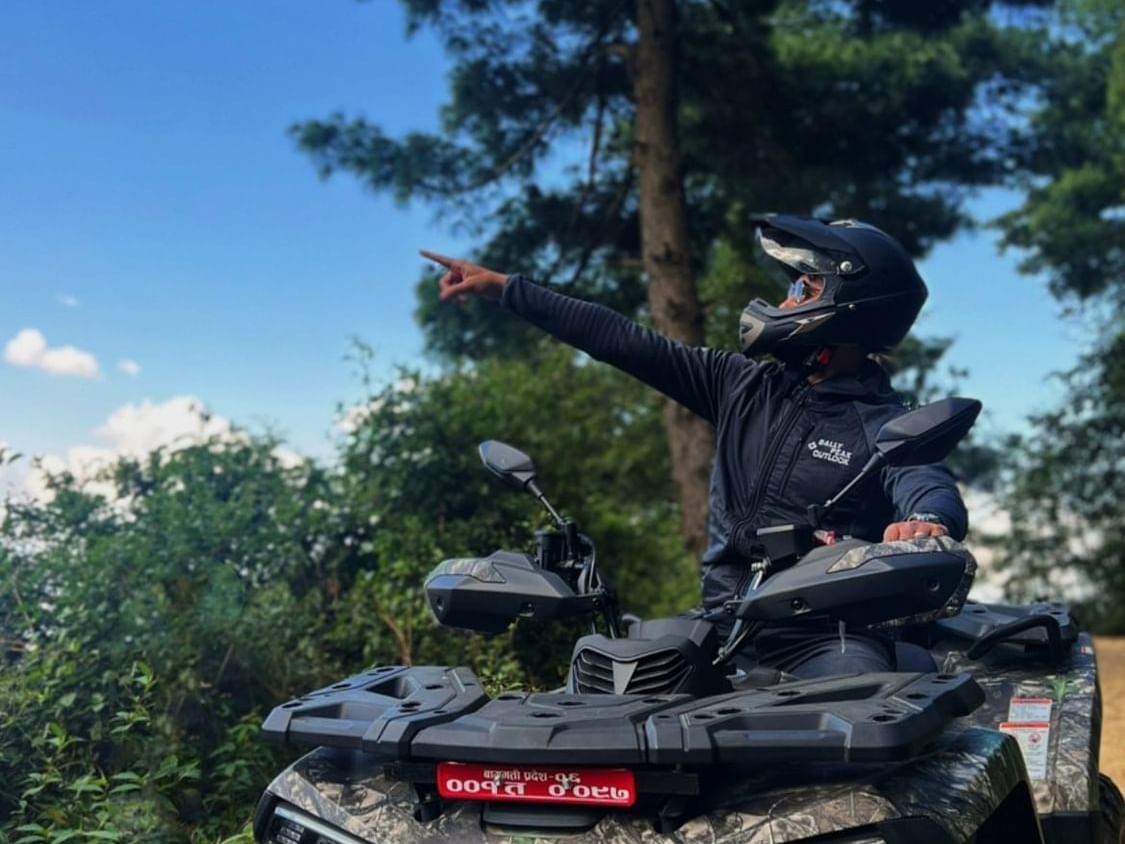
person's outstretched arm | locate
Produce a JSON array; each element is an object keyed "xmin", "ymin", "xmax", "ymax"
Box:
[{"xmin": 420, "ymin": 250, "xmax": 746, "ymax": 424}]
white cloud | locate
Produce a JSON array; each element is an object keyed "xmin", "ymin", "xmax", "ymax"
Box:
[
  {"xmin": 4, "ymin": 328, "xmax": 100, "ymax": 378},
  {"xmin": 118, "ymin": 358, "xmax": 142, "ymax": 377},
  {"xmin": 4, "ymin": 397, "xmax": 313, "ymax": 508},
  {"xmin": 22, "ymin": 448, "xmax": 119, "ymax": 504},
  {"xmin": 41, "ymin": 346, "xmax": 100, "ymax": 378},
  {"xmin": 95, "ymin": 397, "xmax": 234, "ymax": 457},
  {"xmin": 1, "ymin": 397, "xmax": 239, "ymax": 506},
  {"xmin": 4, "ymin": 329, "xmax": 45, "ymax": 366},
  {"xmin": 56, "ymin": 293, "xmax": 80, "ymax": 308},
  {"xmin": 2, "ymin": 400, "xmax": 310, "ymax": 528}
]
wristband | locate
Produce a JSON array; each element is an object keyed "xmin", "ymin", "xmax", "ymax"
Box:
[{"xmin": 906, "ymin": 512, "xmax": 947, "ymax": 528}]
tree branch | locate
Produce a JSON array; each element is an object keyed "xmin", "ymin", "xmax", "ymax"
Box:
[{"xmin": 373, "ymin": 594, "xmax": 414, "ymax": 666}]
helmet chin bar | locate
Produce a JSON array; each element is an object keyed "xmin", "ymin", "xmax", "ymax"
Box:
[{"xmin": 738, "ymin": 289, "xmax": 842, "ymax": 358}]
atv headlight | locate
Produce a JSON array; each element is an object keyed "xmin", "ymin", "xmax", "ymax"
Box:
[{"xmin": 263, "ymin": 804, "xmax": 369, "ymax": 844}]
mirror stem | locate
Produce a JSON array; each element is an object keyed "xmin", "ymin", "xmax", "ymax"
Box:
[
  {"xmin": 564, "ymin": 520, "xmax": 580, "ymax": 557},
  {"xmin": 808, "ymin": 453, "xmax": 885, "ymax": 527},
  {"xmin": 714, "ymin": 563, "xmax": 768, "ymax": 665},
  {"xmin": 527, "ymin": 480, "xmax": 565, "ymax": 526}
]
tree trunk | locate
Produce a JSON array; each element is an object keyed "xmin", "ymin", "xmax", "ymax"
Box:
[{"xmin": 632, "ymin": 0, "xmax": 714, "ymax": 560}]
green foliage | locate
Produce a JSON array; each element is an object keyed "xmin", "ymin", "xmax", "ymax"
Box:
[
  {"xmin": 334, "ymin": 345, "xmax": 695, "ymax": 661},
  {"xmin": 1, "ymin": 438, "xmax": 328, "ymax": 840},
  {"xmin": 6, "ymin": 0, "xmax": 1120, "ymax": 838},
  {"xmin": 292, "ymin": 0, "xmax": 1038, "ymax": 542},
  {"xmin": 993, "ymin": 332, "xmax": 1125, "ymax": 629},
  {"xmin": 297, "ymin": 0, "xmax": 1057, "ymax": 361},
  {"xmin": 991, "ymin": 0, "xmax": 1125, "ymax": 628},
  {"xmin": 1, "ymin": 345, "xmax": 693, "ymax": 838},
  {"xmin": 997, "ymin": 0, "xmax": 1124, "ymax": 300},
  {"xmin": 0, "ymin": 658, "xmax": 203, "ymax": 842}
]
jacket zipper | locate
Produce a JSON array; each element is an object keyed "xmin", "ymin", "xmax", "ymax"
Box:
[
  {"xmin": 733, "ymin": 382, "xmax": 811, "ymax": 552},
  {"xmin": 722, "ymin": 382, "xmax": 810, "ymax": 604}
]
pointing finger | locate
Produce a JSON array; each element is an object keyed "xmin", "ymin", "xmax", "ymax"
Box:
[{"xmin": 419, "ymin": 249, "xmax": 460, "ymax": 269}]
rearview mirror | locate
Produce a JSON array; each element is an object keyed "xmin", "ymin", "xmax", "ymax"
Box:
[
  {"xmin": 808, "ymin": 397, "xmax": 982, "ymax": 527},
  {"xmin": 874, "ymin": 397, "xmax": 982, "ymax": 467},
  {"xmin": 479, "ymin": 441, "xmax": 537, "ymax": 491}
]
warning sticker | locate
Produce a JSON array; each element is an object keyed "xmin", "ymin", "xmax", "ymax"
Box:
[
  {"xmin": 1008, "ymin": 697, "xmax": 1053, "ymax": 723},
  {"xmin": 999, "ymin": 722, "xmax": 1051, "ymax": 779}
]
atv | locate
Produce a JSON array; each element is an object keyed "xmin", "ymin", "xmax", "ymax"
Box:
[{"xmin": 251, "ymin": 398, "xmax": 1120, "ymax": 843}]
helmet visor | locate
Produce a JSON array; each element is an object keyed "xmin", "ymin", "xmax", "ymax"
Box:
[{"xmin": 758, "ymin": 228, "xmax": 865, "ymax": 277}]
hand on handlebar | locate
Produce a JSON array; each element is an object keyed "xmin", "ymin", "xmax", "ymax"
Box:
[
  {"xmin": 419, "ymin": 250, "xmax": 508, "ymax": 302},
  {"xmin": 883, "ymin": 520, "xmax": 948, "ymax": 542}
]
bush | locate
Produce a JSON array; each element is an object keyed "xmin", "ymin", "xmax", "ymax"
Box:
[{"xmin": 1, "ymin": 346, "xmax": 693, "ymax": 838}]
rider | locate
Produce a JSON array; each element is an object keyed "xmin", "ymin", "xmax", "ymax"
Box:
[{"xmin": 421, "ymin": 214, "xmax": 967, "ymax": 677}]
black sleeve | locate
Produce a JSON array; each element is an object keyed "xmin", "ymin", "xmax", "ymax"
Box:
[
  {"xmin": 880, "ymin": 462, "xmax": 969, "ymax": 541},
  {"xmin": 502, "ymin": 274, "xmax": 747, "ymax": 424}
]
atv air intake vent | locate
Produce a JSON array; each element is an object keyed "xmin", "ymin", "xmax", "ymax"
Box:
[
  {"xmin": 572, "ymin": 646, "xmax": 692, "ymax": 695},
  {"xmin": 567, "ymin": 618, "xmax": 729, "ymax": 696}
]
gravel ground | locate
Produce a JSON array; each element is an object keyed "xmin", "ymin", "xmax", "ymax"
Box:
[{"xmin": 1097, "ymin": 637, "xmax": 1125, "ymax": 787}]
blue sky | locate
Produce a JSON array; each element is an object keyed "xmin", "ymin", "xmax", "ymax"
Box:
[{"xmin": 0, "ymin": 1, "xmax": 1083, "ymax": 476}]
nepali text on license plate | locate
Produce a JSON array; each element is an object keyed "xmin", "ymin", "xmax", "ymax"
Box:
[{"xmin": 436, "ymin": 762, "xmax": 636, "ymax": 807}]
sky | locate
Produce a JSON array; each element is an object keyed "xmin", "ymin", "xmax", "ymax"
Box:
[{"xmin": 0, "ymin": 1, "xmax": 1085, "ymax": 494}]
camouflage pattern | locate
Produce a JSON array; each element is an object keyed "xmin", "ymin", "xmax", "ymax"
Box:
[
  {"xmin": 826, "ymin": 535, "xmax": 976, "ymax": 628},
  {"xmin": 427, "ymin": 557, "xmax": 506, "ymax": 582},
  {"xmin": 260, "ymin": 727, "xmax": 1025, "ymax": 843},
  {"xmin": 935, "ymin": 630, "xmax": 1101, "ymax": 817}
]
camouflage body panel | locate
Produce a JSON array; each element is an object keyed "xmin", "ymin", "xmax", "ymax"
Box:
[
  {"xmin": 261, "ymin": 727, "xmax": 1026, "ymax": 843},
  {"xmin": 935, "ymin": 630, "xmax": 1101, "ymax": 817}
]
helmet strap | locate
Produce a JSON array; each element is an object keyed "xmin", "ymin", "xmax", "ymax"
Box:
[
  {"xmin": 776, "ymin": 345, "xmax": 836, "ymax": 375},
  {"xmin": 803, "ymin": 346, "xmax": 834, "ymax": 371}
]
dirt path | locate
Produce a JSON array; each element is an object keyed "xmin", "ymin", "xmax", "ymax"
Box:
[{"xmin": 1097, "ymin": 637, "xmax": 1125, "ymax": 785}]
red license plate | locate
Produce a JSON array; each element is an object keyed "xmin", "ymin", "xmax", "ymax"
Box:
[{"xmin": 436, "ymin": 761, "xmax": 636, "ymax": 807}]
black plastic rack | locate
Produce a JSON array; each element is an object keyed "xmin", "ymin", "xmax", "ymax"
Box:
[{"xmin": 262, "ymin": 667, "xmax": 983, "ymax": 767}]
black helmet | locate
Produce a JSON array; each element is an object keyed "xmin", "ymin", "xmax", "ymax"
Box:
[{"xmin": 739, "ymin": 215, "xmax": 928, "ymax": 356}]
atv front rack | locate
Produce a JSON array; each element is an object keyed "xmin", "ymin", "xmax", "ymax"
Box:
[{"xmin": 262, "ymin": 666, "xmax": 983, "ymax": 767}]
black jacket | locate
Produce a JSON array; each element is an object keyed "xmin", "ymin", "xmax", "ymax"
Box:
[{"xmin": 502, "ymin": 275, "xmax": 968, "ymax": 611}]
